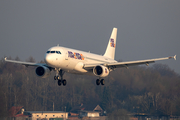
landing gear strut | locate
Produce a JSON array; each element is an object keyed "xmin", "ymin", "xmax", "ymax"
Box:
[
  {"xmin": 54, "ymin": 69, "xmax": 67, "ymax": 86},
  {"xmin": 96, "ymin": 79, "xmax": 105, "ymax": 86}
]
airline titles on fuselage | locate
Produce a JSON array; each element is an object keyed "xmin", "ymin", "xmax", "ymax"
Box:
[{"xmin": 68, "ymin": 51, "xmax": 84, "ymax": 60}]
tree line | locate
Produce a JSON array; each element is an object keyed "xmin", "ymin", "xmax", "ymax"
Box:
[{"xmin": 0, "ymin": 56, "xmax": 180, "ymax": 118}]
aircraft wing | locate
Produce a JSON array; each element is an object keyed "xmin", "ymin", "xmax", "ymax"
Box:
[
  {"xmin": 4, "ymin": 57, "xmax": 47, "ymax": 67},
  {"xmin": 84, "ymin": 55, "xmax": 176, "ymax": 69}
]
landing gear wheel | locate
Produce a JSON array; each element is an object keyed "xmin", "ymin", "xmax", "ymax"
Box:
[
  {"xmin": 101, "ymin": 79, "xmax": 105, "ymax": 85},
  {"xmin": 96, "ymin": 79, "xmax": 100, "ymax": 85},
  {"xmin": 62, "ymin": 79, "xmax": 67, "ymax": 86},
  {"xmin": 58, "ymin": 80, "xmax": 61, "ymax": 86},
  {"xmin": 55, "ymin": 69, "xmax": 66, "ymax": 86}
]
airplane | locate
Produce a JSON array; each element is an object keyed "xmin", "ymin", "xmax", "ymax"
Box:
[{"xmin": 4, "ymin": 28, "xmax": 176, "ymax": 86}]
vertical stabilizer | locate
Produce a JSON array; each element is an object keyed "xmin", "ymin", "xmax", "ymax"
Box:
[{"xmin": 103, "ymin": 28, "xmax": 117, "ymax": 59}]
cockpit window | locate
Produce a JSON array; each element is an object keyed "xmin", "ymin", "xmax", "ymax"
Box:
[
  {"xmin": 46, "ymin": 51, "xmax": 61, "ymax": 54},
  {"xmin": 56, "ymin": 51, "xmax": 61, "ymax": 54},
  {"xmin": 51, "ymin": 51, "xmax": 55, "ymax": 53}
]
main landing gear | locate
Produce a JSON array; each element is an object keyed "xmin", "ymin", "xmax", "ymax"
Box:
[
  {"xmin": 54, "ymin": 69, "xmax": 67, "ymax": 86},
  {"xmin": 96, "ymin": 79, "xmax": 105, "ymax": 86}
]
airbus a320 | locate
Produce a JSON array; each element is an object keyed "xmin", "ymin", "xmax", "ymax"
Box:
[{"xmin": 5, "ymin": 28, "xmax": 176, "ymax": 86}]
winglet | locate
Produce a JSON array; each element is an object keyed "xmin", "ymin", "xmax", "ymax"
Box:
[
  {"xmin": 174, "ymin": 55, "xmax": 176, "ymax": 60},
  {"xmin": 4, "ymin": 57, "xmax": 7, "ymax": 61},
  {"xmin": 169, "ymin": 55, "xmax": 176, "ymax": 60}
]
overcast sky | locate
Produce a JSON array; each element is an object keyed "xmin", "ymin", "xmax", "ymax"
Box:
[{"xmin": 0, "ymin": 0, "xmax": 179, "ymax": 74}]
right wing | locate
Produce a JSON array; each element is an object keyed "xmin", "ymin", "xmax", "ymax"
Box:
[{"xmin": 4, "ymin": 57, "xmax": 48, "ymax": 67}]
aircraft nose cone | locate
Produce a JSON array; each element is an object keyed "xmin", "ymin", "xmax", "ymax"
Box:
[{"xmin": 45, "ymin": 55, "xmax": 52, "ymax": 65}]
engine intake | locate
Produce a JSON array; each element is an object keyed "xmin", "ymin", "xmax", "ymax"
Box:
[
  {"xmin": 35, "ymin": 66, "xmax": 51, "ymax": 78},
  {"xmin": 93, "ymin": 65, "xmax": 109, "ymax": 77}
]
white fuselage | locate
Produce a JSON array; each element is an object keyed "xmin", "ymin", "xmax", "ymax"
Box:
[{"xmin": 44, "ymin": 46, "xmax": 117, "ymax": 74}]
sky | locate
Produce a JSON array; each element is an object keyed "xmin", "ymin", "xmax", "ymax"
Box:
[{"xmin": 0, "ymin": 0, "xmax": 180, "ymax": 74}]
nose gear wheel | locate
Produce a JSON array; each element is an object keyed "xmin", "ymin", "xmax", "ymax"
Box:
[{"xmin": 54, "ymin": 69, "xmax": 66, "ymax": 86}]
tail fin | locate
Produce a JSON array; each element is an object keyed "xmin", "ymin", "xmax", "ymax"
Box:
[{"xmin": 103, "ymin": 28, "xmax": 117, "ymax": 59}]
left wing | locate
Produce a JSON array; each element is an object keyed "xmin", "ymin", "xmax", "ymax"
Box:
[
  {"xmin": 4, "ymin": 57, "xmax": 47, "ymax": 67},
  {"xmin": 84, "ymin": 55, "xmax": 176, "ymax": 69}
]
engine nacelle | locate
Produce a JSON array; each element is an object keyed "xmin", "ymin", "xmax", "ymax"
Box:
[
  {"xmin": 93, "ymin": 65, "xmax": 109, "ymax": 78},
  {"xmin": 35, "ymin": 66, "xmax": 51, "ymax": 78}
]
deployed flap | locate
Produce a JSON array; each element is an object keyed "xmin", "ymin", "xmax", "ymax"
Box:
[{"xmin": 103, "ymin": 28, "xmax": 117, "ymax": 60}]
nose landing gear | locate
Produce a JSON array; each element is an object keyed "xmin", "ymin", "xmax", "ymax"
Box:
[{"xmin": 54, "ymin": 69, "xmax": 66, "ymax": 86}]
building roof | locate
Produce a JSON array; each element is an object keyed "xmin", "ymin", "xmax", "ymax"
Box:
[
  {"xmin": 15, "ymin": 114, "xmax": 29, "ymax": 117},
  {"xmin": 9, "ymin": 106, "xmax": 24, "ymax": 117},
  {"xmin": 80, "ymin": 111, "xmax": 101, "ymax": 113},
  {"xmin": 84, "ymin": 104, "xmax": 103, "ymax": 111},
  {"xmin": 70, "ymin": 103, "xmax": 103, "ymax": 114},
  {"xmin": 25, "ymin": 111, "xmax": 68, "ymax": 114}
]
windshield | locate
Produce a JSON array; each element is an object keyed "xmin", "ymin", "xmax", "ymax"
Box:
[{"xmin": 46, "ymin": 51, "xmax": 61, "ymax": 54}]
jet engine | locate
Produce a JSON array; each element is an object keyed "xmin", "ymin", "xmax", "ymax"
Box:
[
  {"xmin": 35, "ymin": 66, "xmax": 51, "ymax": 78},
  {"xmin": 93, "ymin": 65, "xmax": 109, "ymax": 77}
]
